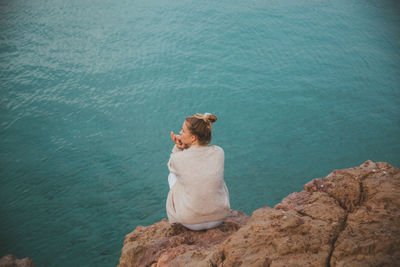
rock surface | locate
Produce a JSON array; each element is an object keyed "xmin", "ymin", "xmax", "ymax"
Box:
[
  {"xmin": 118, "ymin": 160, "xmax": 400, "ymax": 266},
  {"xmin": 0, "ymin": 254, "xmax": 34, "ymax": 267},
  {"xmin": 118, "ymin": 210, "xmax": 249, "ymax": 267}
]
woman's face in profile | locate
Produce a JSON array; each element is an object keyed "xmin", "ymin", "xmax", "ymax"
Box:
[{"xmin": 180, "ymin": 121, "xmax": 195, "ymax": 145}]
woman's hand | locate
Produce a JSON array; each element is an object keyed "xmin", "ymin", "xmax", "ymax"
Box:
[{"xmin": 170, "ymin": 131, "xmax": 188, "ymax": 150}]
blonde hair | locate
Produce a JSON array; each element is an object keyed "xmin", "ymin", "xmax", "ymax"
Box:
[{"xmin": 185, "ymin": 113, "xmax": 218, "ymax": 145}]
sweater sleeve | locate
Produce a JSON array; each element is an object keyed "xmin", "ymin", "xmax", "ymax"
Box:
[
  {"xmin": 171, "ymin": 144, "xmax": 182, "ymax": 154},
  {"xmin": 168, "ymin": 144, "xmax": 182, "ymax": 174},
  {"xmin": 168, "ymin": 145, "xmax": 185, "ymax": 185}
]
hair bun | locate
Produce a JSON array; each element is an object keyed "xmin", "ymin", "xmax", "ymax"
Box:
[
  {"xmin": 193, "ymin": 113, "xmax": 217, "ymax": 124},
  {"xmin": 204, "ymin": 113, "xmax": 217, "ymax": 123}
]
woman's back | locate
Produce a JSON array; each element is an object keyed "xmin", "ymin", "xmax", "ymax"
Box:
[{"xmin": 166, "ymin": 145, "xmax": 230, "ymax": 225}]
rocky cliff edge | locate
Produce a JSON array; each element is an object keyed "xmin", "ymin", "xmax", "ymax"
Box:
[{"xmin": 118, "ymin": 160, "xmax": 400, "ymax": 266}]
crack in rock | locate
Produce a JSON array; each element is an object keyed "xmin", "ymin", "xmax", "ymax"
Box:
[
  {"xmin": 326, "ymin": 212, "xmax": 348, "ymax": 267},
  {"xmin": 326, "ymin": 175, "xmax": 368, "ymax": 267}
]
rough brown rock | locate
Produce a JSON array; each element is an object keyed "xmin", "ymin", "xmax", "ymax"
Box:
[
  {"xmin": 118, "ymin": 160, "xmax": 400, "ymax": 266},
  {"xmin": 330, "ymin": 161, "xmax": 400, "ymax": 266},
  {"xmin": 0, "ymin": 254, "xmax": 34, "ymax": 267},
  {"xmin": 118, "ymin": 209, "xmax": 249, "ymax": 267}
]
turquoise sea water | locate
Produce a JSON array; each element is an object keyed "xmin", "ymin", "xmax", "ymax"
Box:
[{"xmin": 1, "ymin": 0, "xmax": 399, "ymax": 266}]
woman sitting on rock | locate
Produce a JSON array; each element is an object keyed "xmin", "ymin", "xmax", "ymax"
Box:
[{"xmin": 166, "ymin": 113, "xmax": 230, "ymax": 231}]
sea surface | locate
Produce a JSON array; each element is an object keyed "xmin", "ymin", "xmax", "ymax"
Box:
[{"xmin": 1, "ymin": 0, "xmax": 399, "ymax": 266}]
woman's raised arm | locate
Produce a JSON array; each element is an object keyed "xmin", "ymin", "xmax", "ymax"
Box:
[{"xmin": 170, "ymin": 131, "xmax": 187, "ymax": 150}]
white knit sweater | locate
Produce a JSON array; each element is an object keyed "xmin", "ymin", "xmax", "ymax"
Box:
[{"xmin": 166, "ymin": 144, "xmax": 230, "ymax": 224}]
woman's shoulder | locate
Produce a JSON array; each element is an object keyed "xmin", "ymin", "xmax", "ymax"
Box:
[
  {"xmin": 210, "ymin": 145, "xmax": 224, "ymax": 153},
  {"xmin": 173, "ymin": 145, "xmax": 224, "ymax": 157},
  {"xmin": 205, "ymin": 145, "xmax": 224, "ymax": 158}
]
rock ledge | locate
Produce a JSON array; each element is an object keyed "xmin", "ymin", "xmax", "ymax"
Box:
[{"xmin": 118, "ymin": 160, "xmax": 400, "ymax": 266}]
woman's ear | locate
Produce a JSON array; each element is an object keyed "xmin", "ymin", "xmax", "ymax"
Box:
[{"xmin": 191, "ymin": 134, "xmax": 197, "ymax": 144}]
